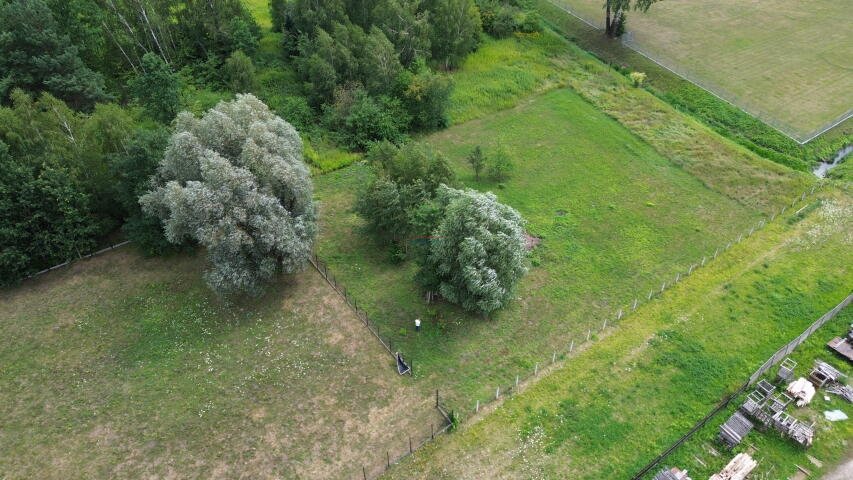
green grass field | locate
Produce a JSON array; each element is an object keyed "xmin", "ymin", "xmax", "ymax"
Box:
[
  {"xmin": 552, "ymin": 0, "xmax": 853, "ymax": 142},
  {"xmin": 0, "ymin": 252, "xmax": 441, "ymax": 479},
  {"xmin": 660, "ymin": 307, "xmax": 853, "ymax": 480},
  {"xmin": 314, "ymin": 86, "xmax": 772, "ymax": 408},
  {"xmin": 384, "ymin": 188, "xmax": 853, "ymax": 479}
]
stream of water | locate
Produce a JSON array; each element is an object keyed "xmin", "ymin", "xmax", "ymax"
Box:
[{"xmin": 814, "ymin": 145, "xmax": 853, "ymax": 178}]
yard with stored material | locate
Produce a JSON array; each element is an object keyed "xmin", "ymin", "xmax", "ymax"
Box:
[{"xmin": 551, "ymin": 0, "xmax": 853, "ymax": 141}]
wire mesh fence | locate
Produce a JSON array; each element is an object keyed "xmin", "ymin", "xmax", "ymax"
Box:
[
  {"xmin": 357, "ymin": 390, "xmax": 453, "ymax": 480},
  {"xmin": 630, "ymin": 293, "xmax": 852, "ymax": 480},
  {"xmin": 23, "ymin": 240, "xmax": 132, "ymax": 281},
  {"xmin": 544, "ymin": 0, "xmax": 852, "ymax": 144},
  {"xmin": 456, "ymin": 181, "xmax": 830, "ymax": 427}
]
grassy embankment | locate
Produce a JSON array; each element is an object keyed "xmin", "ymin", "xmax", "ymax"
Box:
[
  {"xmin": 534, "ymin": 0, "xmax": 852, "ymax": 172},
  {"xmin": 313, "ymin": 27, "xmax": 812, "ymax": 408},
  {"xmin": 382, "ymin": 187, "xmax": 852, "ymax": 479},
  {"xmin": 0, "ymin": 251, "xmax": 442, "ymax": 479}
]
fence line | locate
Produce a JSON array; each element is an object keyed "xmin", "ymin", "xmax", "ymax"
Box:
[
  {"xmin": 543, "ymin": 0, "xmax": 849, "ymax": 144},
  {"xmin": 23, "ymin": 240, "xmax": 133, "ymax": 281},
  {"xmin": 308, "ymin": 252, "xmax": 409, "ymax": 372},
  {"xmin": 358, "ymin": 390, "xmax": 453, "ymax": 480},
  {"xmin": 630, "ymin": 292, "xmax": 853, "ymax": 480},
  {"xmin": 454, "ymin": 181, "xmax": 830, "ymax": 429}
]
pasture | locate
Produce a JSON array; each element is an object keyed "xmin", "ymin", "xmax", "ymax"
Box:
[
  {"xmin": 0, "ymin": 251, "xmax": 441, "ymax": 479},
  {"xmin": 314, "ymin": 86, "xmax": 769, "ymax": 408},
  {"xmin": 384, "ymin": 188, "xmax": 853, "ymax": 479},
  {"xmin": 552, "ymin": 0, "xmax": 853, "ymax": 142}
]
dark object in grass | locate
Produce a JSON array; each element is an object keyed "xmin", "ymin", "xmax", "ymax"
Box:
[{"xmin": 396, "ymin": 352, "xmax": 411, "ymax": 375}]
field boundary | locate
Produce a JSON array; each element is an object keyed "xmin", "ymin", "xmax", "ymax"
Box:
[
  {"xmin": 22, "ymin": 240, "xmax": 132, "ymax": 281},
  {"xmin": 630, "ymin": 292, "xmax": 853, "ymax": 480},
  {"xmin": 309, "ymin": 252, "xmax": 413, "ymax": 374},
  {"xmin": 450, "ymin": 181, "xmax": 828, "ymax": 425},
  {"xmin": 543, "ymin": 0, "xmax": 849, "ymax": 144}
]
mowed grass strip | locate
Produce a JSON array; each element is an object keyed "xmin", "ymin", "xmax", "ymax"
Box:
[
  {"xmin": 0, "ymin": 251, "xmax": 441, "ymax": 479},
  {"xmin": 314, "ymin": 88, "xmax": 764, "ymax": 408},
  {"xmin": 383, "ymin": 189, "xmax": 853, "ymax": 480},
  {"xmin": 551, "ymin": 0, "xmax": 853, "ymax": 140}
]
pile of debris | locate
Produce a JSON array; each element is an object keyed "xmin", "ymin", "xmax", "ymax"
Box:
[
  {"xmin": 653, "ymin": 466, "xmax": 691, "ymax": 480},
  {"xmin": 825, "ymin": 383, "xmax": 853, "ymax": 402},
  {"xmin": 709, "ymin": 453, "xmax": 757, "ymax": 480}
]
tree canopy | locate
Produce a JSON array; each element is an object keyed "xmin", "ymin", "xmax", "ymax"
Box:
[
  {"xmin": 141, "ymin": 94, "xmax": 316, "ymax": 296},
  {"xmin": 417, "ymin": 186, "xmax": 527, "ymax": 315}
]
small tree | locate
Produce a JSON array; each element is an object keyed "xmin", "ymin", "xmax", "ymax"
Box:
[
  {"xmin": 467, "ymin": 146, "xmax": 486, "ymax": 180},
  {"xmin": 487, "ymin": 149, "xmax": 513, "ymax": 181},
  {"xmin": 417, "ymin": 186, "xmax": 527, "ymax": 315},
  {"xmin": 140, "ymin": 94, "xmax": 316, "ymax": 296},
  {"xmin": 128, "ymin": 53, "xmax": 181, "ymax": 123},
  {"xmin": 604, "ymin": 0, "xmax": 659, "ymax": 38},
  {"xmin": 223, "ymin": 50, "xmax": 256, "ymax": 93}
]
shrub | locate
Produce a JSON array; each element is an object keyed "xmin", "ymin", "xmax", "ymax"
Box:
[
  {"xmin": 222, "ymin": 50, "xmax": 256, "ymax": 93},
  {"xmin": 325, "ymin": 89, "xmax": 410, "ymax": 150},
  {"xmin": 488, "ymin": 149, "xmax": 514, "ymax": 181},
  {"xmin": 629, "ymin": 71, "xmax": 647, "ymax": 87}
]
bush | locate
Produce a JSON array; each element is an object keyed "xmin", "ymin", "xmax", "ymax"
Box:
[
  {"xmin": 488, "ymin": 149, "xmax": 514, "ymax": 181},
  {"xmin": 325, "ymin": 89, "xmax": 410, "ymax": 150},
  {"xmin": 629, "ymin": 71, "xmax": 647, "ymax": 87},
  {"xmin": 401, "ymin": 65, "xmax": 453, "ymax": 131},
  {"xmin": 222, "ymin": 50, "xmax": 256, "ymax": 93}
]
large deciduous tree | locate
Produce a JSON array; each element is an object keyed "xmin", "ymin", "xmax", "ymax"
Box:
[
  {"xmin": 0, "ymin": 0, "xmax": 110, "ymax": 110},
  {"xmin": 140, "ymin": 94, "xmax": 317, "ymax": 296},
  {"xmin": 417, "ymin": 186, "xmax": 527, "ymax": 315},
  {"xmin": 128, "ymin": 53, "xmax": 181, "ymax": 123}
]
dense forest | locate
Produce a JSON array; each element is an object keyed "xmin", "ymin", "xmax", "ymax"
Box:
[{"xmin": 0, "ymin": 0, "xmax": 541, "ymax": 286}]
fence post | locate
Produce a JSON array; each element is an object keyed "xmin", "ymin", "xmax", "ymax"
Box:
[
  {"xmin": 603, "ymin": 318, "xmax": 608, "ymax": 330},
  {"xmin": 516, "ymin": 375, "xmax": 520, "ymax": 387},
  {"xmin": 714, "ymin": 248, "xmax": 718, "ymax": 259},
  {"xmin": 363, "ymin": 465, "xmax": 367, "ymax": 480},
  {"xmin": 476, "ymin": 399, "xmax": 479, "ymax": 413},
  {"xmin": 648, "ymin": 290, "xmax": 653, "ymax": 300},
  {"xmin": 534, "ymin": 363, "xmax": 539, "ymax": 376},
  {"xmin": 587, "ymin": 329, "xmax": 591, "ymax": 341},
  {"xmin": 496, "ymin": 386, "xmax": 500, "ymax": 399},
  {"xmin": 552, "ymin": 351, "xmax": 557, "ymax": 363},
  {"xmin": 661, "ymin": 282, "xmax": 666, "ymax": 293},
  {"xmin": 409, "ymin": 436, "xmax": 413, "ymax": 454},
  {"xmin": 675, "ymin": 273, "xmax": 680, "ymax": 283},
  {"xmin": 387, "ymin": 451, "xmax": 390, "ymax": 468},
  {"xmin": 431, "ymin": 423, "xmax": 435, "ymax": 440},
  {"xmin": 633, "ymin": 298, "xmax": 638, "ymax": 310},
  {"xmin": 570, "ymin": 339, "xmax": 574, "ymax": 352}
]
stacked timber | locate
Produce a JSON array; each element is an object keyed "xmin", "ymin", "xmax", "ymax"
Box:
[
  {"xmin": 719, "ymin": 411, "xmax": 753, "ymax": 449},
  {"xmin": 709, "ymin": 453, "xmax": 757, "ymax": 480},
  {"xmin": 653, "ymin": 467, "xmax": 691, "ymax": 480}
]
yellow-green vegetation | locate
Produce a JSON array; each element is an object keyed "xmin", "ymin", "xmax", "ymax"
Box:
[
  {"xmin": 550, "ymin": 0, "xmax": 853, "ymax": 141},
  {"xmin": 663, "ymin": 307, "xmax": 853, "ymax": 479},
  {"xmin": 383, "ymin": 188, "xmax": 853, "ymax": 479},
  {"xmin": 0, "ymin": 251, "xmax": 441, "ymax": 479}
]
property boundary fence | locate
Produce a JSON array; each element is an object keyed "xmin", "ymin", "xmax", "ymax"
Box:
[
  {"xmin": 309, "ymin": 252, "xmax": 411, "ymax": 373},
  {"xmin": 23, "ymin": 240, "xmax": 132, "ymax": 281},
  {"xmin": 630, "ymin": 292, "xmax": 853, "ymax": 480},
  {"xmin": 543, "ymin": 0, "xmax": 851, "ymax": 144},
  {"xmin": 454, "ymin": 181, "xmax": 830, "ymax": 425},
  {"xmin": 357, "ymin": 390, "xmax": 453, "ymax": 480}
]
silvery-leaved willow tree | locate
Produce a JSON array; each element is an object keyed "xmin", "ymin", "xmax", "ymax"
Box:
[
  {"xmin": 418, "ymin": 186, "xmax": 527, "ymax": 316},
  {"xmin": 140, "ymin": 94, "xmax": 316, "ymax": 296}
]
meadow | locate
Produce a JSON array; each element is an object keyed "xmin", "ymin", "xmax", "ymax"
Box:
[
  {"xmin": 0, "ymin": 251, "xmax": 441, "ymax": 479},
  {"xmin": 551, "ymin": 0, "xmax": 853, "ymax": 142},
  {"xmin": 384, "ymin": 187, "xmax": 853, "ymax": 479},
  {"xmin": 314, "ymin": 85, "xmax": 773, "ymax": 408}
]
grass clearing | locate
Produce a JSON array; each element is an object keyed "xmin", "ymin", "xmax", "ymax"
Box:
[
  {"xmin": 383, "ymin": 187, "xmax": 853, "ymax": 479},
  {"xmin": 550, "ymin": 0, "xmax": 853, "ymax": 142},
  {"xmin": 314, "ymin": 87, "xmax": 770, "ymax": 408},
  {"xmin": 0, "ymin": 251, "xmax": 441, "ymax": 479}
]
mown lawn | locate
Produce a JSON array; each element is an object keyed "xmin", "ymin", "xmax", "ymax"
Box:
[
  {"xmin": 549, "ymin": 0, "xmax": 853, "ymax": 142},
  {"xmin": 314, "ymin": 87, "xmax": 769, "ymax": 408},
  {"xmin": 0, "ymin": 252, "xmax": 441, "ymax": 479},
  {"xmin": 383, "ymin": 188, "xmax": 853, "ymax": 479}
]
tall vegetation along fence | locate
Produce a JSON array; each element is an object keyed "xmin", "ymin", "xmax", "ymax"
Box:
[
  {"xmin": 455, "ymin": 182, "xmax": 829, "ymax": 423},
  {"xmin": 23, "ymin": 240, "xmax": 132, "ymax": 281},
  {"xmin": 357, "ymin": 390, "xmax": 453, "ymax": 480},
  {"xmin": 630, "ymin": 292, "xmax": 853, "ymax": 480},
  {"xmin": 309, "ymin": 252, "xmax": 411, "ymax": 373}
]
